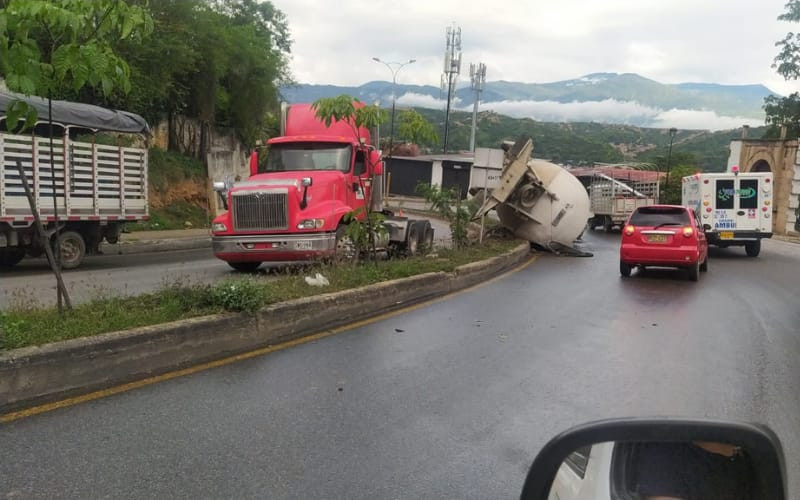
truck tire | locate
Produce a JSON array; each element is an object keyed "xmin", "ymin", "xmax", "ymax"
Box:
[
  {"xmin": 55, "ymin": 230, "xmax": 86, "ymax": 270},
  {"xmin": 603, "ymin": 216, "xmax": 613, "ymax": 233},
  {"xmin": 228, "ymin": 261, "xmax": 262, "ymax": 272},
  {"xmin": 334, "ymin": 225, "xmax": 357, "ymax": 263},
  {"xmin": 0, "ymin": 249, "xmax": 25, "ymax": 269},
  {"xmin": 406, "ymin": 224, "xmax": 420, "ymax": 256},
  {"xmin": 422, "ymin": 226, "xmax": 434, "ymax": 253},
  {"xmin": 745, "ymin": 240, "xmax": 761, "ymax": 257}
]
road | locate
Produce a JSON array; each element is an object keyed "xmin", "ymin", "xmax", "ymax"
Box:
[
  {"xmin": 0, "ymin": 248, "xmax": 241, "ymax": 309},
  {"xmin": 0, "ymin": 218, "xmax": 452, "ymax": 309},
  {"xmin": 2, "ymin": 231, "xmax": 800, "ymax": 498}
]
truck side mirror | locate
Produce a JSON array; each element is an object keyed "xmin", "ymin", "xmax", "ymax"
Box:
[
  {"xmin": 213, "ymin": 181, "xmax": 228, "ymax": 210},
  {"xmin": 703, "ymin": 224, "xmax": 712, "ymax": 231}
]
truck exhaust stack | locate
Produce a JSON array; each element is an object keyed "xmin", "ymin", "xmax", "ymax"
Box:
[{"xmin": 473, "ymin": 137, "xmax": 592, "ymax": 256}]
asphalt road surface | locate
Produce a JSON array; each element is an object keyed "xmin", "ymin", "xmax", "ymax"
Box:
[
  {"xmin": 0, "ymin": 218, "xmax": 452, "ymax": 309},
  {"xmin": 0, "ymin": 248, "xmax": 243, "ymax": 309},
  {"xmin": 2, "ymin": 231, "xmax": 800, "ymax": 499}
]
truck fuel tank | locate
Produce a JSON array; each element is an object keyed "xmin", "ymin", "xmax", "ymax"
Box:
[{"xmin": 473, "ymin": 137, "xmax": 592, "ymax": 255}]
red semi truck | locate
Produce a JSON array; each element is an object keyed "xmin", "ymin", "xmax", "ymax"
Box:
[{"xmin": 211, "ymin": 103, "xmax": 433, "ymax": 270}]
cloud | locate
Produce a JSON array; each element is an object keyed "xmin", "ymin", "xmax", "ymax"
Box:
[{"xmin": 393, "ymin": 93, "xmax": 763, "ymax": 131}]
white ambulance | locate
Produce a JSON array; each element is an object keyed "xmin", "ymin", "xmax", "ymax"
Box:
[{"xmin": 681, "ymin": 168, "xmax": 773, "ymax": 257}]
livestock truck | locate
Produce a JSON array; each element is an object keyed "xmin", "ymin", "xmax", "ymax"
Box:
[
  {"xmin": 587, "ymin": 172, "xmax": 659, "ymax": 232},
  {"xmin": 211, "ymin": 102, "xmax": 433, "ymax": 270},
  {"xmin": 0, "ymin": 92, "xmax": 150, "ymax": 269}
]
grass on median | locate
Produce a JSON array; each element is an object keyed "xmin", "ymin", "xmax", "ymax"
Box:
[{"xmin": 0, "ymin": 239, "xmax": 524, "ymax": 351}]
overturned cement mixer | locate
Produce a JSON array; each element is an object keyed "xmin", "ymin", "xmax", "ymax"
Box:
[{"xmin": 473, "ymin": 137, "xmax": 593, "ymax": 256}]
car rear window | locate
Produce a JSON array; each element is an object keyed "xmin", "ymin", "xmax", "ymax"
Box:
[{"xmin": 629, "ymin": 207, "xmax": 690, "ymax": 227}]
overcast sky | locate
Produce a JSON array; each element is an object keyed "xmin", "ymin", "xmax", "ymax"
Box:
[{"xmin": 274, "ymin": 0, "xmax": 798, "ymax": 96}]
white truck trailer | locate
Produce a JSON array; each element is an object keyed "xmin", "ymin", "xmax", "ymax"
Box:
[
  {"xmin": 0, "ymin": 92, "xmax": 150, "ymax": 269},
  {"xmin": 682, "ymin": 171, "xmax": 773, "ymax": 257}
]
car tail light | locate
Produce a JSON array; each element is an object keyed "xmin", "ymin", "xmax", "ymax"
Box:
[
  {"xmin": 683, "ymin": 227, "xmax": 694, "ymax": 238},
  {"xmin": 624, "ymin": 225, "xmax": 635, "ymax": 236}
]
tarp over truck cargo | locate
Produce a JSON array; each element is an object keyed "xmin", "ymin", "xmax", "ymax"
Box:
[{"xmin": 0, "ymin": 91, "xmax": 149, "ymax": 134}]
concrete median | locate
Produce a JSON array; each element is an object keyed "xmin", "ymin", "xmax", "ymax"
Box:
[{"xmin": 0, "ymin": 242, "xmax": 531, "ymax": 414}]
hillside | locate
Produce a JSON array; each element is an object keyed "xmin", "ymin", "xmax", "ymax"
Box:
[
  {"xmin": 281, "ymin": 73, "xmax": 775, "ymax": 129},
  {"xmin": 409, "ymin": 108, "xmax": 766, "ymax": 172}
]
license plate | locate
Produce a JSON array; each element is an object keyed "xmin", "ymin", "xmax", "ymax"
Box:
[
  {"xmin": 647, "ymin": 234, "xmax": 668, "ymax": 243},
  {"xmin": 719, "ymin": 231, "xmax": 734, "ymax": 240},
  {"xmin": 295, "ymin": 241, "xmax": 313, "ymax": 250}
]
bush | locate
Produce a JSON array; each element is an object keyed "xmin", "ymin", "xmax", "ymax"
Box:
[{"xmin": 209, "ymin": 278, "xmax": 264, "ymax": 312}]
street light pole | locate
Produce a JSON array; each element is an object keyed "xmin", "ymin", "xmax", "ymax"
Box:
[
  {"xmin": 372, "ymin": 57, "xmax": 415, "ymax": 158},
  {"xmin": 663, "ymin": 127, "xmax": 678, "ymax": 202}
]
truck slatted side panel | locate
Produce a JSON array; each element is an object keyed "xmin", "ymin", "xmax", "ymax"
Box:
[{"xmin": 0, "ymin": 131, "xmax": 148, "ymax": 221}]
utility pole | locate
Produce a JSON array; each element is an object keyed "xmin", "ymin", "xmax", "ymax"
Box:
[
  {"xmin": 469, "ymin": 62, "xmax": 486, "ymax": 152},
  {"xmin": 441, "ymin": 24, "xmax": 461, "ymax": 154}
]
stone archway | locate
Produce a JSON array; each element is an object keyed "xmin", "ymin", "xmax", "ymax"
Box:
[{"xmin": 751, "ymin": 159, "xmax": 771, "ymax": 172}]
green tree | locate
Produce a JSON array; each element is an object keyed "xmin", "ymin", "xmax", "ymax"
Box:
[
  {"xmin": 765, "ymin": 0, "xmax": 800, "ymax": 138},
  {"xmin": 660, "ymin": 164, "xmax": 700, "ymax": 204},
  {"xmin": 0, "ymin": 0, "xmax": 153, "ymax": 129},
  {"xmin": 311, "ymin": 95, "xmax": 389, "ymax": 260},
  {"xmin": 396, "ymin": 109, "xmax": 439, "ymax": 148}
]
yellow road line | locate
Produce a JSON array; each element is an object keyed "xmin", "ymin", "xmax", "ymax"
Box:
[{"xmin": 1, "ymin": 254, "xmax": 537, "ymax": 423}]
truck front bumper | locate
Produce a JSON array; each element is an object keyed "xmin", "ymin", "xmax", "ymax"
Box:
[{"xmin": 212, "ymin": 232, "xmax": 336, "ymax": 262}]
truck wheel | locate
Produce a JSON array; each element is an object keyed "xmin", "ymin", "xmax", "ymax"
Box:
[
  {"xmin": 0, "ymin": 249, "xmax": 25, "ymax": 269},
  {"xmin": 406, "ymin": 224, "xmax": 420, "ymax": 256},
  {"xmin": 745, "ymin": 240, "xmax": 761, "ymax": 257},
  {"xmin": 603, "ymin": 216, "xmax": 613, "ymax": 233},
  {"xmin": 228, "ymin": 261, "xmax": 262, "ymax": 272},
  {"xmin": 421, "ymin": 226, "xmax": 434, "ymax": 253},
  {"xmin": 620, "ymin": 260, "xmax": 632, "ymax": 277},
  {"xmin": 55, "ymin": 230, "xmax": 86, "ymax": 270},
  {"xmin": 687, "ymin": 261, "xmax": 699, "ymax": 282},
  {"xmin": 334, "ymin": 225, "xmax": 357, "ymax": 263}
]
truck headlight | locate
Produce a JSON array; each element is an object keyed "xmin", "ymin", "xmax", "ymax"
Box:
[
  {"xmin": 213, "ymin": 222, "xmax": 228, "ymax": 232},
  {"xmin": 297, "ymin": 218, "xmax": 325, "ymax": 229}
]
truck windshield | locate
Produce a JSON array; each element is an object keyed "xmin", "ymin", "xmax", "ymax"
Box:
[{"xmin": 263, "ymin": 143, "xmax": 351, "ymax": 173}]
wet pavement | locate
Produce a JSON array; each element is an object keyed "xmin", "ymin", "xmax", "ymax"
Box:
[{"xmin": 1, "ymin": 231, "xmax": 799, "ymax": 498}]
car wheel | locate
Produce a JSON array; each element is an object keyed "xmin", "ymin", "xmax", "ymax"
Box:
[
  {"xmin": 745, "ymin": 240, "xmax": 761, "ymax": 257},
  {"xmin": 228, "ymin": 261, "xmax": 262, "ymax": 272},
  {"xmin": 620, "ymin": 260, "xmax": 632, "ymax": 277},
  {"xmin": 687, "ymin": 261, "xmax": 699, "ymax": 282},
  {"xmin": 700, "ymin": 256, "xmax": 708, "ymax": 272}
]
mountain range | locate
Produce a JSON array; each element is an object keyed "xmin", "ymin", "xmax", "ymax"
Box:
[{"xmin": 280, "ymin": 73, "xmax": 776, "ymax": 131}]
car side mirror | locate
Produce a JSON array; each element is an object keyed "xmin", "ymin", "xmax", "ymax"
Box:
[{"xmin": 519, "ymin": 418, "xmax": 787, "ymax": 500}]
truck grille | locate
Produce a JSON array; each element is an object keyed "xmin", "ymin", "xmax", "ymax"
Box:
[{"xmin": 232, "ymin": 191, "xmax": 288, "ymax": 231}]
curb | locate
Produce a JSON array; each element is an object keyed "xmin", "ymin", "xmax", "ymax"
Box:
[
  {"xmin": 100, "ymin": 236, "xmax": 211, "ymax": 255},
  {"xmin": 0, "ymin": 242, "xmax": 532, "ymax": 414}
]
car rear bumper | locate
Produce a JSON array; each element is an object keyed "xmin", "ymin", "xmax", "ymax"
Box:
[
  {"xmin": 212, "ymin": 232, "xmax": 335, "ymax": 262},
  {"xmin": 706, "ymin": 231, "xmax": 772, "ymax": 245},
  {"xmin": 621, "ymin": 244, "xmax": 701, "ymax": 267}
]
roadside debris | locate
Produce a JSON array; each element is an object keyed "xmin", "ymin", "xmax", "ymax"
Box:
[{"xmin": 304, "ymin": 273, "xmax": 330, "ymax": 287}]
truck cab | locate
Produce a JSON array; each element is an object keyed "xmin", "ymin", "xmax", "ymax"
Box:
[
  {"xmin": 211, "ymin": 102, "xmax": 430, "ymax": 271},
  {"xmin": 681, "ymin": 170, "xmax": 773, "ymax": 257}
]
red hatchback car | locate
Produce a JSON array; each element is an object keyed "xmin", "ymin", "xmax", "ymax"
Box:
[{"xmin": 620, "ymin": 205, "xmax": 709, "ymax": 281}]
